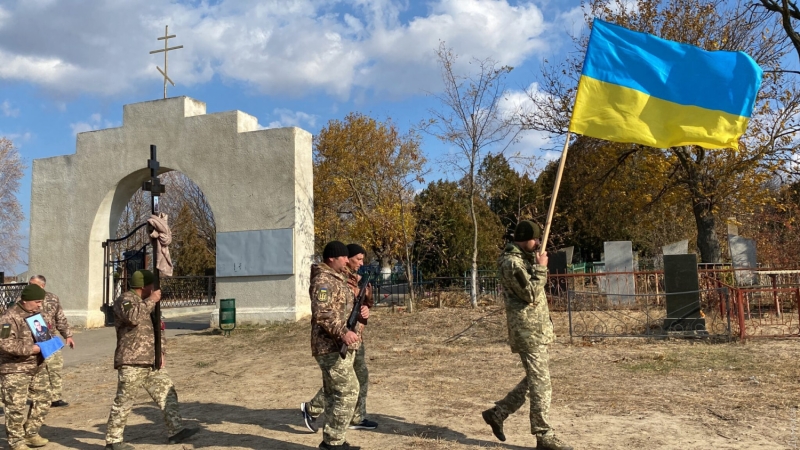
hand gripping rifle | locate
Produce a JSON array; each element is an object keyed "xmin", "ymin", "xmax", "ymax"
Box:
[{"xmin": 339, "ymin": 273, "xmax": 373, "ymax": 359}]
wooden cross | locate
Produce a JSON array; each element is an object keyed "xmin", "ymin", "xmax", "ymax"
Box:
[
  {"xmin": 149, "ymin": 25, "xmax": 183, "ymax": 99},
  {"xmin": 142, "ymin": 145, "xmax": 165, "ymax": 213}
]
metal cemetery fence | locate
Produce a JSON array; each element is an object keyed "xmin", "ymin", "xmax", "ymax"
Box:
[
  {"xmin": 107, "ymin": 275, "xmax": 216, "ymax": 309},
  {"xmin": 0, "ymin": 283, "xmax": 25, "ymax": 312},
  {"xmin": 561, "ymin": 287, "xmax": 735, "ymax": 339}
]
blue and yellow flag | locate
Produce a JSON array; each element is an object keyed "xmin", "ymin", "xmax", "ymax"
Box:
[{"xmin": 568, "ymin": 20, "xmax": 763, "ymax": 150}]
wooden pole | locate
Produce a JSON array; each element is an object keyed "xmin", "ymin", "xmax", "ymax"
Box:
[{"xmin": 540, "ymin": 132, "xmax": 572, "ymax": 255}]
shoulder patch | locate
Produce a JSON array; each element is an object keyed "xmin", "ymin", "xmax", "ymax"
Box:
[
  {"xmin": 0, "ymin": 324, "xmax": 10, "ymax": 339},
  {"xmin": 316, "ymin": 285, "xmax": 330, "ymax": 303},
  {"xmin": 122, "ymin": 300, "xmax": 132, "ymax": 312}
]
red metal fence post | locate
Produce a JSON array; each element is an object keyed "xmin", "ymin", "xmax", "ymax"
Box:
[{"xmin": 736, "ymin": 289, "xmax": 747, "ymax": 340}]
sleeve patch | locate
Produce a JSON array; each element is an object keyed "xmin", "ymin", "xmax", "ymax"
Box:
[
  {"xmin": 0, "ymin": 324, "xmax": 10, "ymax": 338},
  {"xmin": 316, "ymin": 286, "xmax": 330, "ymax": 303},
  {"xmin": 122, "ymin": 300, "xmax": 132, "ymax": 312}
]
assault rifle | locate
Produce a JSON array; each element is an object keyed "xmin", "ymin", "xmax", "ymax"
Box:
[{"xmin": 339, "ymin": 273, "xmax": 373, "ymax": 359}]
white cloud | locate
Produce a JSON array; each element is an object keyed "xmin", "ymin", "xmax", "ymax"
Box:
[
  {"xmin": 1, "ymin": 100, "xmax": 19, "ymax": 117},
  {"xmin": 0, "ymin": 131, "xmax": 32, "ymax": 146},
  {"xmin": 0, "ymin": 0, "xmax": 551, "ymax": 99},
  {"xmin": 266, "ymin": 108, "xmax": 319, "ymax": 129},
  {"xmin": 69, "ymin": 114, "xmax": 120, "ymax": 136}
]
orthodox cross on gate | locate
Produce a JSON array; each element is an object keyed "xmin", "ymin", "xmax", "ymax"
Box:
[{"xmin": 149, "ymin": 25, "xmax": 183, "ymax": 99}]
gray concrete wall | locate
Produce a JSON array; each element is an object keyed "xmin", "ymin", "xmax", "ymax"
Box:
[{"xmin": 29, "ymin": 97, "xmax": 313, "ymax": 327}]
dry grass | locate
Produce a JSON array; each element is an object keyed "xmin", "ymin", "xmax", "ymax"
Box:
[{"xmin": 47, "ymin": 306, "xmax": 800, "ymax": 449}]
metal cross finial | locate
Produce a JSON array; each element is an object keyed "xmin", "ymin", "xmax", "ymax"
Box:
[{"xmin": 149, "ymin": 25, "xmax": 183, "ymax": 99}]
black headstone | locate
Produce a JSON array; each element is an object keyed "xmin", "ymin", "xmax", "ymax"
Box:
[
  {"xmin": 547, "ymin": 250, "xmax": 569, "ymax": 295},
  {"xmin": 663, "ymin": 254, "xmax": 705, "ymax": 333}
]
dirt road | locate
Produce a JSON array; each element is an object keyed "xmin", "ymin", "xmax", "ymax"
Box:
[{"xmin": 30, "ymin": 308, "xmax": 799, "ymax": 449}]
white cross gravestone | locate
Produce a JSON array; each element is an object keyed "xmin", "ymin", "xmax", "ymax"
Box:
[{"xmin": 28, "ymin": 97, "xmax": 314, "ymax": 327}]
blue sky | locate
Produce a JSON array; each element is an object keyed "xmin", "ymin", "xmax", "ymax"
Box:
[{"xmin": 0, "ymin": 0, "xmax": 589, "ymax": 274}]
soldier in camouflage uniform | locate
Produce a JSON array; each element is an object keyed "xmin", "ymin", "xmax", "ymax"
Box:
[
  {"xmin": 104, "ymin": 270, "xmax": 198, "ymax": 450},
  {"xmin": 309, "ymin": 241, "xmax": 363, "ymax": 450},
  {"xmin": 482, "ymin": 221, "xmax": 573, "ymax": 450},
  {"xmin": 0, "ymin": 284, "xmax": 53, "ymax": 450},
  {"xmin": 28, "ymin": 275, "xmax": 75, "ymax": 408},
  {"xmin": 302, "ymin": 243, "xmax": 376, "ymax": 433}
]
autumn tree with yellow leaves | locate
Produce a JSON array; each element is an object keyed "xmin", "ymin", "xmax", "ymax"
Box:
[
  {"xmin": 313, "ymin": 113, "xmax": 426, "ymax": 278},
  {"xmin": 525, "ymin": 0, "xmax": 800, "ymax": 263}
]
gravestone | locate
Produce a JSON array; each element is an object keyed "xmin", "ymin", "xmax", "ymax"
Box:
[
  {"xmin": 547, "ymin": 250, "xmax": 569, "ymax": 274},
  {"xmin": 547, "ymin": 250, "xmax": 569, "ymax": 296},
  {"xmin": 728, "ymin": 235, "xmax": 757, "ymax": 285},
  {"xmin": 727, "ymin": 218, "xmax": 739, "ymax": 237},
  {"xmin": 663, "ymin": 254, "xmax": 705, "ymax": 332},
  {"xmin": 558, "ymin": 246, "xmax": 574, "ymax": 265},
  {"xmin": 662, "ymin": 240, "xmax": 689, "ymax": 255},
  {"xmin": 603, "ymin": 241, "xmax": 635, "ymax": 306}
]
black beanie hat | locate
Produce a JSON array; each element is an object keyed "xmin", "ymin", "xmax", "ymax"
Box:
[
  {"xmin": 347, "ymin": 244, "xmax": 366, "ymax": 258},
  {"xmin": 21, "ymin": 284, "xmax": 46, "ymax": 301},
  {"xmin": 323, "ymin": 241, "xmax": 349, "ymax": 259},
  {"xmin": 514, "ymin": 220, "xmax": 541, "ymax": 241}
]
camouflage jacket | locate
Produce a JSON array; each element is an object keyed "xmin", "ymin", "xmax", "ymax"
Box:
[
  {"xmin": 41, "ymin": 292, "xmax": 73, "ymax": 338},
  {"xmin": 310, "ymin": 263, "xmax": 359, "ymax": 357},
  {"xmin": 498, "ymin": 243, "xmax": 554, "ymax": 352},
  {"xmin": 113, "ymin": 290, "xmax": 167, "ymax": 369},
  {"xmin": 0, "ymin": 303, "xmax": 45, "ymax": 374}
]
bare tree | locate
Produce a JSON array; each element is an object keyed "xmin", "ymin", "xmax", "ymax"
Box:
[
  {"xmin": 423, "ymin": 42, "xmax": 521, "ymax": 307},
  {"xmin": 759, "ymin": 0, "xmax": 800, "ymax": 64},
  {"xmin": 0, "ymin": 138, "xmax": 25, "ymax": 272},
  {"xmin": 115, "ymin": 171, "xmax": 216, "ymax": 263}
]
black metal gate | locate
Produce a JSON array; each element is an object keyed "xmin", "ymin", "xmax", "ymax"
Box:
[{"xmin": 102, "ymin": 223, "xmax": 150, "ymax": 326}]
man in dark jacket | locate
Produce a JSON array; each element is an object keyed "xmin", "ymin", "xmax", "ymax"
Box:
[{"xmin": 104, "ymin": 270, "xmax": 197, "ymax": 450}]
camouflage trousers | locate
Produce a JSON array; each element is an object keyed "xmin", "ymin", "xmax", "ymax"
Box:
[
  {"xmin": 44, "ymin": 350, "xmax": 64, "ymax": 401},
  {"xmin": 1, "ymin": 367, "xmax": 52, "ymax": 446},
  {"xmin": 105, "ymin": 366, "xmax": 183, "ymax": 444},
  {"xmin": 308, "ymin": 343, "xmax": 369, "ymax": 424},
  {"xmin": 315, "ymin": 350, "xmax": 359, "ymax": 445},
  {"xmin": 493, "ymin": 346, "xmax": 552, "ymax": 435}
]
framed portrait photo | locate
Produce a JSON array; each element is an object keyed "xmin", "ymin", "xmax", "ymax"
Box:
[
  {"xmin": 24, "ymin": 313, "xmax": 63, "ymax": 358},
  {"xmin": 25, "ymin": 314, "xmax": 52, "ymax": 343}
]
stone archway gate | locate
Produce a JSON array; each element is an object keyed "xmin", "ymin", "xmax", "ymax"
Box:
[{"xmin": 28, "ymin": 97, "xmax": 314, "ymax": 327}]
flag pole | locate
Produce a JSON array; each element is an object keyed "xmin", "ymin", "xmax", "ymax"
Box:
[{"xmin": 540, "ymin": 132, "xmax": 571, "ymax": 255}]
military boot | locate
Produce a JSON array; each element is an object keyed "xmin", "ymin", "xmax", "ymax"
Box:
[
  {"xmin": 319, "ymin": 442, "xmax": 361, "ymax": 450},
  {"xmin": 10, "ymin": 442, "xmax": 31, "ymax": 450},
  {"xmin": 537, "ymin": 432, "xmax": 573, "ymax": 450},
  {"xmin": 168, "ymin": 427, "xmax": 200, "ymax": 444},
  {"xmin": 481, "ymin": 407, "xmax": 506, "ymax": 442},
  {"xmin": 105, "ymin": 443, "xmax": 135, "ymax": 450},
  {"xmin": 24, "ymin": 435, "xmax": 48, "ymax": 448}
]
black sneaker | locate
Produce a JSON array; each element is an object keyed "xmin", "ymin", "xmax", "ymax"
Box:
[
  {"xmin": 167, "ymin": 427, "xmax": 199, "ymax": 444},
  {"xmin": 348, "ymin": 419, "xmax": 378, "ymax": 430},
  {"xmin": 50, "ymin": 400, "xmax": 69, "ymax": 407},
  {"xmin": 319, "ymin": 442, "xmax": 360, "ymax": 450},
  {"xmin": 482, "ymin": 408, "xmax": 506, "ymax": 442},
  {"xmin": 301, "ymin": 402, "xmax": 319, "ymax": 433}
]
